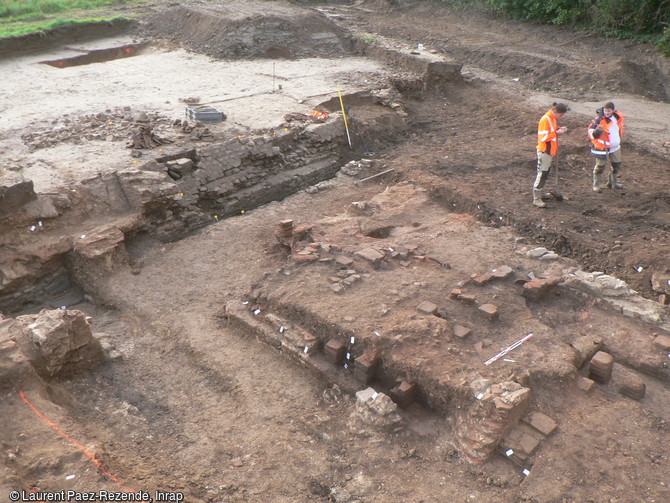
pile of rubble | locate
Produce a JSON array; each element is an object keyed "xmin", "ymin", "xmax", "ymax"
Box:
[
  {"xmin": 19, "ymin": 108, "xmax": 175, "ymax": 151},
  {"xmin": 0, "ymin": 308, "xmax": 104, "ymax": 386}
]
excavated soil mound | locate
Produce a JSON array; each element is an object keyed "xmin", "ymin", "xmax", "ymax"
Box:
[{"xmin": 142, "ymin": 1, "xmax": 351, "ymax": 60}]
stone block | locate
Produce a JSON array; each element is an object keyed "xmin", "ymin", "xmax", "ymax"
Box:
[
  {"xmin": 523, "ymin": 412, "xmax": 557, "ymax": 437},
  {"xmin": 653, "ymin": 334, "xmax": 670, "ymax": 351},
  {"xmin": 0, "ymin": 175, "xmax": 36, "ymax": 216},
  {"xmin": 335, "ymin": 255, "xmax": 354, "ymax": 267},
  {"xmin": 517, "ymin": 431, "xmax": 542, "ymax": 456},
  {"xmin": 453, "ymin": 325, "xmax": 471, "ymax": 339},
  {"xmin": 478, "ymin": 304, "xmax": 499, "ymax": 321},
  {"xmin": 417, "ymin": 301, "xmax": 438, "ymax": 315},
  {"xmin": 355, "ymin": 247, "xmax": 385, "ymax": 266},
  {"xmin": 490, "ymin": 265, "xmax": 513, "ymax": 279},
  {"xmin": 324, "ymin": 339, "xmax": 346, "ymax": 365}
]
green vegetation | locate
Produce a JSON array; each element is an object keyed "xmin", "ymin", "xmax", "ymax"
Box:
[
  {"xmin": 444, "ymin": 0, "xmax": 670, "ymax": 54},
  {"xmin": 0, "ymin": 0, "xmax": 144, "ymax": 37}
]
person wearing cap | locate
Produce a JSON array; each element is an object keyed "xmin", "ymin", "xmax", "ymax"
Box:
[
  {"xmin": 533, "ymin": 102, "xmax": 569, "ymax": 208},
  {"xmin": 588, "ymin": 101, "xmax": 625, "ymax": 192}
]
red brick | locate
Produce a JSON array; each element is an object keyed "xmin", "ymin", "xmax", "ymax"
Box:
[
  {"xmin": 448, "ymin": 288, "xmax": 462, "ymax": 299},
  {"xmin": 458, "ymin": 294, "xmax": 477, "ymax": 304},
  {"xmin": 324, "ymin": 339, "xmax": 346, "ymax": 365},
  {"xmin": 353, "ymin": 351, "xmax": 378, "ymax": 384},
  {"xmin": 389, "ymin": 380, "xmax": 415, "ymax": 407},
  {"xmin": 522, "ymin": 277, "xmax": 560, "ymax": 301}
]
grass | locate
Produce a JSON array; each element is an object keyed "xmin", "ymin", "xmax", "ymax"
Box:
[{"xmin": 0, "ymin": 0, "xmax": 151, "ymax": 37}]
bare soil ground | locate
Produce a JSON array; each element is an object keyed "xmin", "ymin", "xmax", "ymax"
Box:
[{"xmin": 1, "ymin": 1, "xmax": 670, "ymax": 502}]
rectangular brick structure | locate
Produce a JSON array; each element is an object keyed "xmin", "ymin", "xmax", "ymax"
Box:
[
  {"xmin": 589, "ymin": 351, "xmax": 614, "ymax": 383},
  {"xmin": 353, "ymin": 351, "xmax": 378, "ymax": 384},
  {"xmin": 324, "ymin": 339, "xmax": 346, "ymax": 365},
  {"xmin": 389, "ymin": 380, "xmax": 416, "ymax": 408}
]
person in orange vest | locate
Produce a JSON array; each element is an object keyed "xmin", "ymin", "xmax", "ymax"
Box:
[
  {"xmin": 587, "ymin": 101, "xmax": 625, "ymax": 192},
  {"xmin": 533, "ymin": 103, "xmax": 569, "ymax": 208}
]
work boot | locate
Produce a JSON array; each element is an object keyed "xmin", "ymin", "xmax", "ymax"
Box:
[
  {"xmin": 592, "ymin": 173, "xmax": 603, "ymax": 193},
  {"xmin": 532, "ymin": 189, "xmax": 546, "ymax": 208},
  {"xmin": 605, "ymin": 173, "xmax": 623, "ymax": 189}
]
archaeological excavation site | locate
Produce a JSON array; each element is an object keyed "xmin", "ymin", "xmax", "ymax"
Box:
[{"xmin": 1, "ymin": 1, "xmax": 669, "ymax": 502}]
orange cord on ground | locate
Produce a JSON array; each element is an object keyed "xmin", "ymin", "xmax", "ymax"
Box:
[{"xmin": 18, "ymin": 390, "xmax": 142, "ymax": 496}]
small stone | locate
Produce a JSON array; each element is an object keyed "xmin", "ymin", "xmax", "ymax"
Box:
[
  {"xmin": 526, "ymin": 247, "xmax": 548, "ymax": 258},
  {"xmin": 457, "ymin": 293, "xmax": 477, "ymax": 304},
  {"xmin": 576, "ymin": 376, "xmax": 594, "ymax": 392}
]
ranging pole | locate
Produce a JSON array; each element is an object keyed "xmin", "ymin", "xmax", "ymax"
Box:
[{"xmin": 337, "ymin": 87, "xmax": 352, "ymax": 148}]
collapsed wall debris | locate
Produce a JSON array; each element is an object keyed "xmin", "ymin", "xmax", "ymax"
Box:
[{"xmin": 0, "ymin": 308, "xmax": 103, "ymax": 385}]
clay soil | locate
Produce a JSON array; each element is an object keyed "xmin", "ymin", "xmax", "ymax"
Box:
[{"xmin": 1, "ymin": 1, "xmax": 670, "ymax": 503}]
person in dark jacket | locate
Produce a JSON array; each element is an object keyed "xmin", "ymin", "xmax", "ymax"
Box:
[{"xmin": 588, "ymin": 102, "xmax": 625, "ymax": 192}]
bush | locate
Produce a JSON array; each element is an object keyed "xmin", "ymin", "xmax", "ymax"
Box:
[
  {"xmin": 659, "ymin": 26, "xmax": 670, "ymax": 56},
  {"xmin": 443, "ymin": 0, "xmax": 670, "ymax": 54}
]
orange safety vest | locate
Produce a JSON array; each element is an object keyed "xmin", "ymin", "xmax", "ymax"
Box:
[
  {"xmin": 588, "ymin": 111, "xmax": 624, "ymax": 152},
  {"xmin": 536, "ymin": 110, "xmax": 559, "ymax": 156}
]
